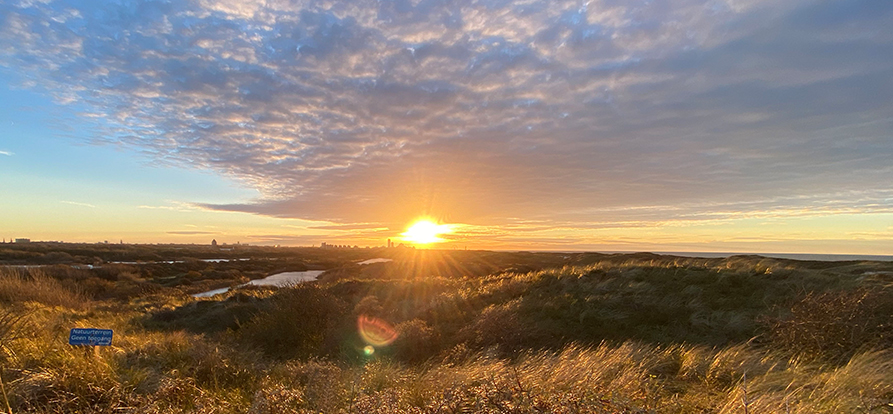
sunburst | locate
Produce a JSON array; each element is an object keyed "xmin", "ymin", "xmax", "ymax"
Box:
[{"xmin": 401, "ymin": 220, "xmax": 453, "ymax": 245}]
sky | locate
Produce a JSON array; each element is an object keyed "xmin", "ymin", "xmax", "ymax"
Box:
[{"xmin": 1, "ymin": 0, "xmax": 892, "ymax": 254}]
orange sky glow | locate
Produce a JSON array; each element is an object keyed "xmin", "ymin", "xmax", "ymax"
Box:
[{"xmin": 1, "ymin": 0, "xmax": 891, "ymax": 255}]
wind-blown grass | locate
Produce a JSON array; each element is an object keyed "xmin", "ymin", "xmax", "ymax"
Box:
[
  {"xmin": 0, "ymin": 268, "xmax": 87, "ymax": 309},
  {"xmin": 249, "ymin": 343, "xmax": 893, "ymax": 413},
  {"xmin": 0, "ymin": 253, "xmax": 890, "ymax": 412}
]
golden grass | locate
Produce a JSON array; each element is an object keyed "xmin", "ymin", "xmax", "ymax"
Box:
[
  {"xmin": 0, "ymin": 258, "xmax": 890, "ymax": 413},
  {"xmin": 0, "ymin": 268, "xmax": 87, "ymax": 309},
  {"xmin": 2, "ymin": 303, "xmax": 891, "ymax": 413}
]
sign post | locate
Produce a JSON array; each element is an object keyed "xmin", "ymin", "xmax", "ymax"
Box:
[{"xmin": 69, "ymin": 328, "xmax": 113, "ymax": 357}]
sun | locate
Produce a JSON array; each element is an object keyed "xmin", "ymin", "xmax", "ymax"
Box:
[{"xmin": 401, "ymin": 220, "xmax": 453, "ymax": 245}]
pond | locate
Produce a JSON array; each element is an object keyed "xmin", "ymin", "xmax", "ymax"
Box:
[
  {"xmin": 193, "ymin": 270, "xmax": 324, "ymax": 298},
  {"xmin": 192, "ymin": 258, "xmax": 391, "ymax": 298},
  {"xmin": 356, "ymin": 258, "xmax": 393, "ymax": 265}
]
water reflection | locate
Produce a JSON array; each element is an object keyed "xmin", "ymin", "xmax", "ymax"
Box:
[{"xmin": 192, "ymin": 270, "xmax": 324, "ymax": 297}]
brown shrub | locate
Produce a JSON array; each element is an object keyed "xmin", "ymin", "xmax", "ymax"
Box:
[
  {"xmin": 393, "ymin": 319, "xmax": 437, "ymax": 363},
  {"xmin": 763, "ymin": 288, "xmax": 893, "ymax": 362},
  {"xmin": 457, "ymin": 300, "xmax": 539, "ymax": 352},
  {"xmin": 238, "ymin": 284, "xmax": 348, "ymax": 359}
]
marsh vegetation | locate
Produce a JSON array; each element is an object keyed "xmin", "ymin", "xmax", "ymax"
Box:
[{"xmin": 0, "ymin": 245, "xmax": 891, "ymax": 413}]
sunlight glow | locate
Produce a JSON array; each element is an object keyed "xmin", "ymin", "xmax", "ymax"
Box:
[{"xmin": 401, "ymin": 220, "xmax": 454, "ymax": 245}]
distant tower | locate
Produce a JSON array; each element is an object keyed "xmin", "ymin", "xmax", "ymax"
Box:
[{"xmin": 211, "ymin": 239, "xmax": 218, "ymax": 247}]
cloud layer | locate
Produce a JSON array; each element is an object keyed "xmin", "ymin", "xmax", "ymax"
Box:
[{"xmin": 2, "ymin": 0, "xmax": 892, "ymax": 231}]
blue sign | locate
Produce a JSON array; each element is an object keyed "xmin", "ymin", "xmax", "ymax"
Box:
[{"xmin": 69, "ymin": 328, "xmax": 113, "ymax": 346}]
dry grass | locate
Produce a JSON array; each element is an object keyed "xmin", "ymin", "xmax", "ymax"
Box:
[
  {"xmin": 0, "ymin": 268, "xmax": 87, "ymax": 309},
  {"xmin": 235, "ymin": 343, "xmax": 893, "ymax": 413},
  {"xmin": 0, "ymin": 257, "xmax": 890, "ymax": 413},
  {"xmin": 1, "ymin": 316, "xmax": 890, "ymax": 413}
]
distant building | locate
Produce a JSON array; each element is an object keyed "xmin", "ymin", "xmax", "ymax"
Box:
[
  {"xmin": 387, "ymin": 239, "xmax": 393, "ymax": 248},
  {"xmin": 14, "ymin": 238, "xmax": 30, "ymax": 244},
  {"xmin": 211, "ymin": 239, "xmax": 218, "ymax": 247}
]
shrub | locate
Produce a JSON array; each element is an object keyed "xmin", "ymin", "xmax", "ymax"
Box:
[
  {"xmin": 92, "ymin": 264, "xmax": 138, "ymax": 281},
  {"xmin": 763, "ymin": 288, "xmax": 893, "ymax": 362},
  {"xmin": 353, "ymin": 295, "xmax": 384, "ymax": 317},
  {"xmin": 393, "ymin": 319, "xmax": 437, "ymax": 363},
  {"xmin": 458, "ymin": 300, "xmax": 537, "ymax": 352},
  {"xmin": 238, "ymin": 285, "xmax": 348, "ymax": 359}
]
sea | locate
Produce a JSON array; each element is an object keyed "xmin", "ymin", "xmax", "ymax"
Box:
[{"xmin": 602, "ymin": 251, "xmax": 893, "ymax": 262}]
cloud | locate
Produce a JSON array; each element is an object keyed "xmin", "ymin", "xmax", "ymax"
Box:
[
  {"xmin": 245, "ymin": 233, "xmax": 353, "ymax": 246},
  {"xmin": 0, "ymin": 150, "xmax": 13, "ymax": 156},
  {"xmin": 2, "ymin": 0, "xmax": 892, "ymax": 229},
  {"xmin": 306, "ymin": 223, "xmax": 390, "ymax": 231},
  {"xmin": 137, "ymin": 202, "xmax": 200, "ymax": 212},
  {"xmin": 61, "ymin": 200, "xmax": 96, "ymax": 208},
  {"xmin": 167, "ymin": 231, "xmax": 219, "ymax": 235}
]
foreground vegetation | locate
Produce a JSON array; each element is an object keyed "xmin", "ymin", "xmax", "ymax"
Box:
[{"xmin": 1, "ymin": 247, "xmax": 892, "ymax": 413}]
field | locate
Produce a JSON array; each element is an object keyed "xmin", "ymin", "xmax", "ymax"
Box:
[{"xmin": 1, "ymin": 244, "xmax": 892, "ymax": 413}]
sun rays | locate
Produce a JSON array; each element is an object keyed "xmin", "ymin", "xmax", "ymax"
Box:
[{"xmin": 400, "ymin": 219, "xmax": 455, "ymax": 245}]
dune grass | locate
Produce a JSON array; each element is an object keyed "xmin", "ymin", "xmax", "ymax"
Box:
[
  {"xmin": 0, "ymin": 253, "xmax": 890, "ymax": 413},
  {"xmin": 0, "ymin": 269, "xmax": 87, "ymax": 309}
]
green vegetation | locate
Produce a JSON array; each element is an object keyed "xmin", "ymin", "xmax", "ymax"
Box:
[{"xmin": 0, "ymin": 246, "xmax": 891, "ymax": 412}]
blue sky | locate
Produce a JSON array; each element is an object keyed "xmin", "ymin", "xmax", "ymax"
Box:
[{"xmin": 1, "ymin": 0, "xmax": 891, "ymax": 252}]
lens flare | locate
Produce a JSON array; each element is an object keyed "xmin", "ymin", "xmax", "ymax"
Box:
[
  {"xmin": 363, "ymin": 345, "xmax": 375, "ymax": 356},
  {"xmin": 357, "ymin": 315, "xmax": 398, "ymax": 347}
]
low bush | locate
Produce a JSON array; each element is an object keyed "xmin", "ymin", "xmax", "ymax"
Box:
[
  {"xmin": 238, "ymin": 284, "xmax": 349, "ymax": 359},
  {"xmin": 763, "ymin": 288, "xmax": 893, "ymax": 362},
  {"xmin": 392, "ymin": 319, "xmax": 438, "ymax": 363}
]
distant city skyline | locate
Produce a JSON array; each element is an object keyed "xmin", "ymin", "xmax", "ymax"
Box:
[{"xmin": 1, "ymin": 0, "xmax": 891, "ymax": 254}]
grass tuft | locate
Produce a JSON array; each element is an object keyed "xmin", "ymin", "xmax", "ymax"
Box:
[{"xmin": 0, "ymin": 268, "xmax": 87, "ymax": 309}]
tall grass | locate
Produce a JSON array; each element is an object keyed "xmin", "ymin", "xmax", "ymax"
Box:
[
  {"xmin": 0, "ymin": 268, "xmax": 87, "ymax": 309},
  {"xmin": 0, "ymin": 255, "xmax": 890, "ymax": 412},
  {"xmin": 4, "ymin": 337, "xmax": 890, "ymax": 413},
  {"xmin": 242, "ymin": 343, "xmax": 893, "ymax": 413},
  {"xmin": 0, "ymin": 307, "xmax": 31, "ymax": 362}
]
